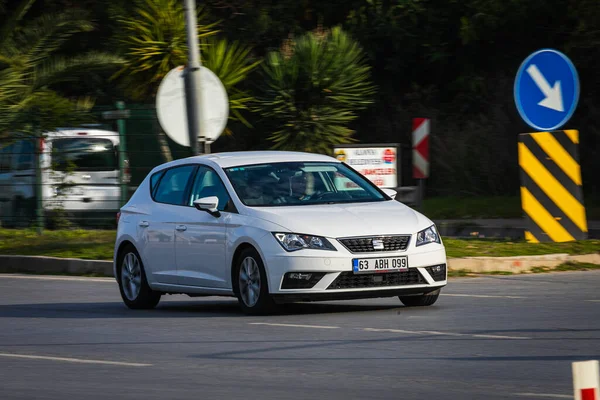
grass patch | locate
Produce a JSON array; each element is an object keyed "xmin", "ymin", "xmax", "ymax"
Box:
[
  {"xmin": 444, "ymin": 238, "xmax": 600, "ymax": 258},
  {"xmin": 0, "ymin": 229, "xmax": 598, "ymax": 262},
  {"xmin": 423, "ymin": 196, "xmax": 521, "ymax": 219},
  {"xmin": 0, "ymin": 228, "xmax": 115, "ymax": 260},
  {"xmin": 422, "ymin": 195, "xmax": 600, "ymax": 220}
]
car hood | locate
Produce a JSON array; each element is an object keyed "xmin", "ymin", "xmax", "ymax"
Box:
[{"xmin": 244, "ymin": 200, "xmax": 433, "ymax": 238}]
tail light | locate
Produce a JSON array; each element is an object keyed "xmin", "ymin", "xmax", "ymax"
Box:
[
  {"xmin": 116, "ymin": 211, "xmax": 121, "ymax": 225},
  {"xmin": 123, "ymin": 159, "xmax": 131, "ymax": 184}
]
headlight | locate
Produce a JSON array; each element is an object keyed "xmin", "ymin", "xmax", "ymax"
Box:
[
  {"xmin": 273, "ymin": 233, "xmax": 336, "ymax": 252},
  {"xmin": 416, "ymin": 225, "xmax": 441, "ymax": 247}
]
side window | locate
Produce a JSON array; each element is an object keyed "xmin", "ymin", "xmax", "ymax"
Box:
[
  {"xmin": 188, "ymin": 167, "xmax": 231, "ymax": 212},
  {"xmin": 150, "ymin": 170, "xmax": 165, "ymax": 198},
  {"xmin": 16, "ymin": 141, "xmax": 34, "ymax": 171},
  {"xmin": 153, "ymin": 165, "xmax": 196, "ymax": 205}
]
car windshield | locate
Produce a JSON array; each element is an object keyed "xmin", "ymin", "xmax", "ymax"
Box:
[
  {"xmin": 224, "ymin": 162, "xmax": 387, "ymax": 206},
  {"xmin": 51, "ymin": 138, "xmax": 117, "ymax": 172}
]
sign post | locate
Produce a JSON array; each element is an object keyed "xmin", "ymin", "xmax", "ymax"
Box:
[
  {"xmin": 183, "ymin": 0, "xmax": 203, "ymax": 156},
  {"xmin": 514, "ymin": 49, "xmax": 586, "ymax": 242},
  {"xmin": 412, "ymin": 118, "xmax": 430, "ymax": 210},
  {"xmin": 102, "ymin": 101, "xmax": 130, "ymax": 207}
]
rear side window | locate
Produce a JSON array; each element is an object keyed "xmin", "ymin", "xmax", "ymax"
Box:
[
  {"xmin": 150, "ymin": 170, "xmax": 165, "ymax": 197},
  {"xmin": 51, "ymin": 138, "xmax": 117, "ymax": 171},
  {"xmin": 153, "ymin": 165, "xmax": 196, "ymax": 205}
]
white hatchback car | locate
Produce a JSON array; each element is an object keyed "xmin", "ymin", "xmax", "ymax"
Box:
[{"xmin": 114, "ymin": 151, "xmax": 447, "ymax": 314}]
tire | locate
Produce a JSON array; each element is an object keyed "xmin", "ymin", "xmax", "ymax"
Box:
[
  {"xmin": 117, "ymin": 245, "xmax": 161, "ymax": 309},
  {"xmin": 234, "ymin": 247, "xmax": 276, "ymax": 315},
  {"xmin": 399, "ymin": 289, "xmax": 441, "ymax": 307}
]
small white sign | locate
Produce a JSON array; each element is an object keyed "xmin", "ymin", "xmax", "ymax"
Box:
[
  {"xmin": 156, "ymin": 66, "xmax": 229, "ymax": 147},
  {"xmin": 334, "ymin": 146, "xmax": 398, "ymax": 188}
]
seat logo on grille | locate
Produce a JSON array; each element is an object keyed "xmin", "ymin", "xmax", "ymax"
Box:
[{"xmin": 372, "ymin": 239, "xmax": 384, "ymax": 250}]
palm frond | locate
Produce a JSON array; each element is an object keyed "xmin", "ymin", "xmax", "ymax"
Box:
[
  {"xmin": 18, "ymin": 12, "xmax": 94, "ymax": 66},
  {"xmin": 0, "ymin": 0, "xmax": 36, "ymax": 51},
  {"xmin": 34, "ymin": 52, "xmax": 125, "ymax": 89}
]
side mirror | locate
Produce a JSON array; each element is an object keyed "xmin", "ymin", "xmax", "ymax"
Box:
[
  {"xmin": 382, "ymin": 188, "xmax": 397, "ymax": 200},
  {"xmin": 193, "ymin": 196, "xmax": 220, "ymax": 216}
]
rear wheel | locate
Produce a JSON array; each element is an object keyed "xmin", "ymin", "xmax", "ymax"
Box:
[
  {"xmin": 399, "ymin": 289, "xmax": 441, "ymax": 307},
  {"xmin": 235, "ymin": 247, "xmax": 276, "ymax": 315},
  {"xmin": 117, "ymin": 245, "xmax": 161, "ymax": 309}
]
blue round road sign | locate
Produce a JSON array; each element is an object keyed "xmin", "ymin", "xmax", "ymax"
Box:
[{"xmin": 514, "ymin": 49, "xmax": 579, "ymax": 131}]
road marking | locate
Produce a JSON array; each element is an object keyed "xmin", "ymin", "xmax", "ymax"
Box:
[
  {"xmin": 0, "ymin": 352, "xmax": 151, "ymax": 367},
  {"xmin": 514, "ymin": 393, "xmax": 571, "ymax": 399},
  {"xmin": 249, "ymin": 323, "xmax": 339, "ymax": 329},
  {"xmin": 0, "ymin": 274, "xmax": 113, "ymax": 283},
  {"xmin": 248, "ymin": 324, "xmax": 530, "ymax": 339},
  {"xmin": 362, "ymin": 328, "xmax": 530, "ymax": 340},
  {"xmin": 444, "ymin": 293, "xmax": 526, "ymax": 299}
]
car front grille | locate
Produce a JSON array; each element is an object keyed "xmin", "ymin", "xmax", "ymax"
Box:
[
  {"xmin": 425, "ymin": 264, "xmax": 447, "ymax": 281},
  {"xmin": 338, "ymin": 235, "xmax": 411, "ymax": 253},
  {"xmin": 327, "ymin": 269, "xmax": 426, "ymax": 290}
]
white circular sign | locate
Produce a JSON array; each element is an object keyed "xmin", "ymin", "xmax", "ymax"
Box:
[{"xmin": 156, "ymin": 65, "xmax": 229, "ymax": 147}]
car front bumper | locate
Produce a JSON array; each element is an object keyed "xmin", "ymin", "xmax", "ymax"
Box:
[{"xmin": 263, "ymin": 243, "xmax": 447, "ymax": 300}]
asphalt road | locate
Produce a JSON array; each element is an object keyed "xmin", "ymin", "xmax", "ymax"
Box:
[{"xmin": 0, "ymin": 271, "xmax": 599, "ymax": 400}]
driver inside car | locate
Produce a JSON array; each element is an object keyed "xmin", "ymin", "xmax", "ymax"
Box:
[{"xmin": 271, "ymin": 171, "xmax": 314, "ymax": 203}]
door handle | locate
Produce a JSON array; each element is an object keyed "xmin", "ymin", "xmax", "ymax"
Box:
[
  {"xmin": 175, "ymin": 225, "xmax": 187, "ymax": 232},
  {"xmin": 138, "ymin": 221, "xmax": 149, "ymax": 228}
]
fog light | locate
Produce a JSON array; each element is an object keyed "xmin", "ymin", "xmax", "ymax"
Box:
[
  {"xmin": 289, "ymin": 272, "xmax": 312, "ymax": 280},
  {"xmin": 425, "ymin": 264, "xmax": 447, "ymax": 282},
  {"xmin": 281, "ymin": 272, "xmax": 325, "ymax": 289}
]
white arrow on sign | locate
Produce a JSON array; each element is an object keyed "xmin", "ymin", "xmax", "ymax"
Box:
[{"xmin": 526, "ymin": 64, "xmax": 564, "ymax": 112}]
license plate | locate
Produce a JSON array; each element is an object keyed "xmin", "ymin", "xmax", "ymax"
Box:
[{"xmin": 352, "ymin": 256, "xmax": 408, "ymax": 274}]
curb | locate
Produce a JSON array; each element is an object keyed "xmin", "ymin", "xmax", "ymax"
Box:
[
  {"xmin": 0, "ymin": 255, "xmax": 113, "ymax": 277},
  {"xmin": 447, "ymin": 253, "xmax": 600, "ymax": 273},
  {"xmin": 1, "ymin": 253, "xmax": 599, "ymax": 278}
]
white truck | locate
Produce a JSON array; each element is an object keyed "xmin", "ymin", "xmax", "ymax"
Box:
[{"xmin": 0, "ymin": 128, "xmax": 129, "ymax": 227}]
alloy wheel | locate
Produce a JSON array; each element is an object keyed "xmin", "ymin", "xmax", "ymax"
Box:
[
  {"xmin": 239, "ymin": 256, "xmax": 261, "ymax": 307},
  {"xmin": 121, "ymin": 252, "xmax": 142, "ymax": 301}
]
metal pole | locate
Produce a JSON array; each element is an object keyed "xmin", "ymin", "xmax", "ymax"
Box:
[
  {"xmin": 116, "ymin": 101, "xmax": 128, "ymax": 206},
  {"xmin": 183, "ymin": 0, "xmax": 204, "ymax": 156},
  {"xmin": 418, "ymin": 179, "xmax": 426, "ymax": 211},
  {"xmin": 34, "ymin": 132, "xmax": 44, "ymax": 235}
]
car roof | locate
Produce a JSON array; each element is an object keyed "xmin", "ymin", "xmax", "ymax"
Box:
[{"xmin": 159, "ymin": 151, "xmax": 340, "ymax": 170}]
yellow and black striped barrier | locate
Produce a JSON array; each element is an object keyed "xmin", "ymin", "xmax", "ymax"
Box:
[{"xmin": 518, "ymin": 130, "xmax": 588, "ymax": 242}]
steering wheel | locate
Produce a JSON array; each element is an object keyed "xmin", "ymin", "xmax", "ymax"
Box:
[{"xmin": 309, "ymin": 191, "xmax": 337, "ymax": 200}]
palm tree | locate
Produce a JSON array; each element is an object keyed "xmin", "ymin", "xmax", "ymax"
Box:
[
  {"xmin": 112, "ymin": 0, "xmax": 219, "ymax": 101},
  {"xmin": 113, "ymin": 0, "xmax": 260, "ymax": 125},
  {"xmin": 0, "ymin": 0, "xmax": 124, "ymax": 134},
  {"xmin": 257, "ymin": 26, "xmax": 376, "ymax": 154}
]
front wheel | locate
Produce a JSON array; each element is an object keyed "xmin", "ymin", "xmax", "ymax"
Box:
[
  {"xmin": 118, "ymin": 245, "xmax": 161, "ymax": 309},
  {"xmin": 399, "ymin": 289, "xmax": 441, "ymax": 307},
  {"xmin": 235, "ymin": 248, "xmax": 276, "ymax": 315}
]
